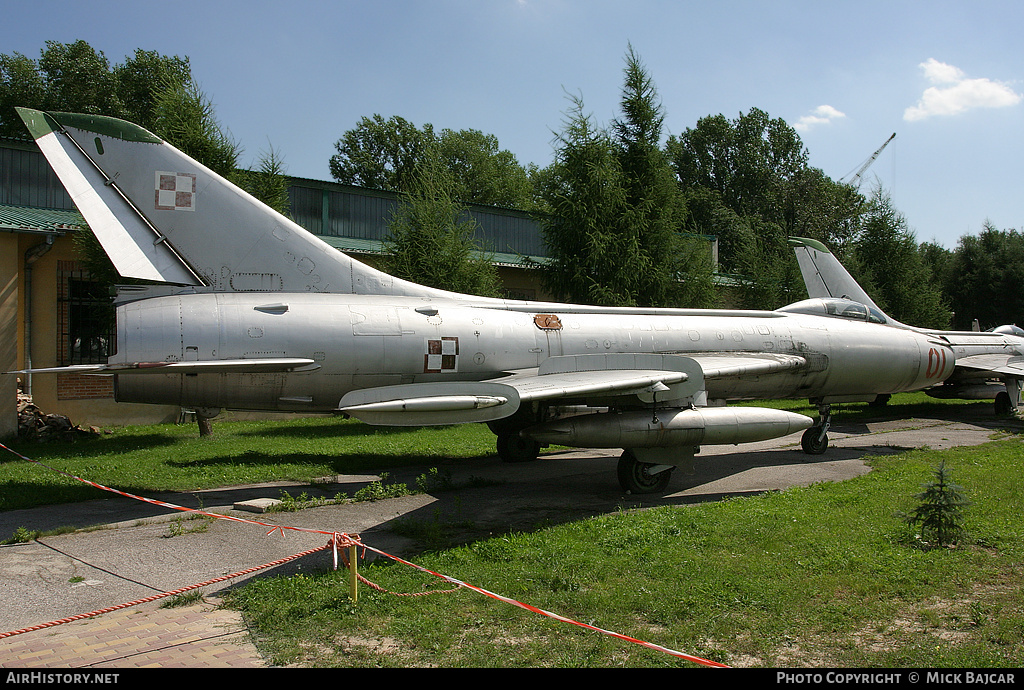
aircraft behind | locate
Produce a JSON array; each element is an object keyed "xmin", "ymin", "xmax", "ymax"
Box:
[{"xmin": 788, "ymin": 237, "xmax": 1024, "ymax": 415}]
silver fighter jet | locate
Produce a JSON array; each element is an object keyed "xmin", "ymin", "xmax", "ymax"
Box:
[{"xmin": 13, "ymin": 109, "xmax": 1024, "ymax": 493}]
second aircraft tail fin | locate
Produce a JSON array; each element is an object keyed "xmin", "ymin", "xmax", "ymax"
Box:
[{"xmin": 788, "ymin": 237, "xmax": 886, "ymax": 314}]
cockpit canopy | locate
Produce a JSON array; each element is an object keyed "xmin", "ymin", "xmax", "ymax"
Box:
[
  {"xmin": 991, "ymin": 324, "xmax": 1024, "ymax": 337},
  {"xmin": 777, "ymin": 298, "xmax": 887, "ymax": 325}
]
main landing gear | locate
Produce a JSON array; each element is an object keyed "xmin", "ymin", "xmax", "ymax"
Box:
[
  {"xmin": 496, "ymin": 431, "xmax": 541, "ymax": 463},
  {"xmin": 801, "ymin": 403, "xmax": 831, "ymax": 455},
  {"xmin": 995, "ymin": 391, "xmax": 1014, "ymax": 416},
  {"xmin": 489, "ymin": 406, "xmax": 542, "ymax": 464},
  {"xmin": 617, "ymin": 450, "xmax": 673, "ymax": 494}
]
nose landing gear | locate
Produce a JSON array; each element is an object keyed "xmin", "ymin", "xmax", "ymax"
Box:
[{"xmin": 801, "ymin": 403, "xmax": 831, "ymax": 455}]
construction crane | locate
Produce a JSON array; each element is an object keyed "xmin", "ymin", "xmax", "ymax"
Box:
[{"xmin": 842, "ymin": 133, "xmax": 896, "ymax": 190}]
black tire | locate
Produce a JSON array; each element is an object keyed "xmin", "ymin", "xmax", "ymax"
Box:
[
  {"xmin": 995, "ymin": 391, "xmax": 1014, "ymax": 416},
  {"xmin": 801, "ymin": 427, "xmax": 829, "ymax": 455},
  {"xmin": 616, "ymin": 451, "xmax": 672, "ymax": 494},
  {"xmin": 496, "ymin": 432, "xmax": 540, "ymax": 463}
]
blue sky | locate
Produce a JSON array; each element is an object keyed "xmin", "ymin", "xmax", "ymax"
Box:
[{"xmin": 7, "ymin": 0, "xmax": 1024, "ymax": 249}]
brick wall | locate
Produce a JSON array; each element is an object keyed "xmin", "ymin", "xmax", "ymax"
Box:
[{"xmin": 56, "ymin": 373, "xmax": 113, "ymax": 400}]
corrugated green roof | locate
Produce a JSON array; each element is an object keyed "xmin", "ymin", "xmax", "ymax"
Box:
[
  {"xmin": 317, "ymin": 235, "xmax": 549, "ymax": 268},
  {"xmin": 0, "ymin": 204, "xmax": 84, "ymax": 234}
]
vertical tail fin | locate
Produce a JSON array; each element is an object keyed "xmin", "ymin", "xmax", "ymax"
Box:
[
  {"xmin": 18, "ymin": 108, "xmax": 201, "ymax": 285},
  {"xmin": 788, "ymin": 236, "xmax": 885, "ymax": 314},
  {"xmin": 16, "ymin": 108, "xmax": 450, "ymax": 297}
]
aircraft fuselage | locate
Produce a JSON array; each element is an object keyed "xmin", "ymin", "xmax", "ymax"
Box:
[{"xmin": 112, "ymin": 292, "xmax": 966, "ymax": 412}]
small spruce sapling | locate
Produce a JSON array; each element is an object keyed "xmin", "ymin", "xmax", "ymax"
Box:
[{"xmin": 903, "ymin": 460, "xmax": 970, "ymax": 548}]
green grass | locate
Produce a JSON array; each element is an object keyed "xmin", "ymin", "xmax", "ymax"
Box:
[
  {"xmin": 0, "ymin": 391, "xmax": 990, "ymax": 514},
  {"xmin": 736, "ymin": 389, "xmax": 988, "ymax": 416},
  {"xmin": 0, "ymin": 415, "xmax": 497, "ymax": 512},
  {"xmin": 224, "ymin": 437, "xmax": 1024, "ymax": 668}
]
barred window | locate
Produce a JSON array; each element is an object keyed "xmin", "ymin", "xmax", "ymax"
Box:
[{"xmin": 57, "ymin": 262, "xmax": 115, "ymax": 365}]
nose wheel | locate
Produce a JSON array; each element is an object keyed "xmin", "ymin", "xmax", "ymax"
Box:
[{"xmin": 801, "ymin": 404, "xmax": 831, "ymax": 455}]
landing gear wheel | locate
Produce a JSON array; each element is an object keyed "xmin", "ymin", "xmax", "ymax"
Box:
[
  {"xmin": 995, "ymin": 391, "xmax": 1013, "ymax": 416},
  {"xmin": 617, "ymin": 451, "xmax": 673, "ymax": 494},
  {"xmin": 496, "ymin": 432, "xmax": 540, "ymax": 463},
  {"xmin": 801, "ymin": 427, "xmax": 829, "ymax": 455}
]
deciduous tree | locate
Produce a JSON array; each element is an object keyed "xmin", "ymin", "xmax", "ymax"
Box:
[
  {"xmin": 329, "ymin": 114, "xmax": 432, "ymax": 194},
  {"xmin": 665, "ymin": 107, "xmax": 862, "ymax": 308},
  {"xmin": 329, "ymin": 115, "xmax": 533, "ymax": 209},
  {"xmin": 942, "ymin": 223, "xmax": 1024, "ymax": 330}
]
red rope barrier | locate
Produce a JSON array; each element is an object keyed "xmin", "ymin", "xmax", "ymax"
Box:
[
  {"xmin": 0, "ymin": 543, "xmax": 331, "ymax": 639},
  {"xmin": 0, "ymin": 441, "xmax": 728, "ymax": 667},
  {"xmin": 0, "ymin": 441, "xmax": 359, "ymax": 545}
]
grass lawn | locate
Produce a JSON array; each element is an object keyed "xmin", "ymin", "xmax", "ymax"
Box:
[{"xmin": 0, "ymin": 415, "xmax": 496, "ymax": 512}]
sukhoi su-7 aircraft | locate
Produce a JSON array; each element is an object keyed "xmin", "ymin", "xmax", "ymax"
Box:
[{"xmin": 13, "ymin": 108, "xmax": 1024, "ymax": 493}]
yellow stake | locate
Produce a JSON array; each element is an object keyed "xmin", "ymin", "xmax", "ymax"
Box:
[{"xmin": 349, "ymin": 544, "xmax": 358, "ymax": 602}]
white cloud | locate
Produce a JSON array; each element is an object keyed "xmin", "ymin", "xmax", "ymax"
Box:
[
  {"xmin": 920, "ymin": 57, "xmax": 965, "ymax": 85},
  {"xmin": 794, "ymin": 104, "xmax": 846, "ymax": 132},
  {"xmin": 904, "ymin": 58, "xmax": 1022, "ymax": 122}
]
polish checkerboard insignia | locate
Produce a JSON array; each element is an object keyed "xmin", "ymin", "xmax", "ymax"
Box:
[
  {"xmin": 155, "ymin": 172, "xmax": 197, "ymax": 211},
  {"xmin": 424, "ymin": 337, "xmax": 459, "ymax": 373}
]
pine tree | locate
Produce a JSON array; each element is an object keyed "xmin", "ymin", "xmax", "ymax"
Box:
[
  {"xmin": 536, "ymin": 47, "xmax": 714, "ymax": 308},
  {"xmin": 853, "ymin": 185, "xmax": 952, "ymax": 328},
  {"xmin": 903, "ymin": 461, "xmax": 970, "ymax": 548},
  {"xmin": 383, "ymin": 151, "xmax": 501, "ymax": 297}
]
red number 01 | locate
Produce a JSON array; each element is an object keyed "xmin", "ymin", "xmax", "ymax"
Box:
[{"xmin": 925, "ymin": 347, "xmax": 947, "ymax": 379}]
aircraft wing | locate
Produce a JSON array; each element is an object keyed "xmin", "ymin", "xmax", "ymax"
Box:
[
  {"xmin": 683, "ymin": 352, "xmax": 807, "ymax": 379},
  {"xmin": 951, "ymin": 353, "xmax": 1024, "ymax": 379},
  {"xmin": 339, "ymin": 354, "xmax": 701, "ymax": 426},
  {"xmin": 10, "ymin": 358, "xmax": 319, "ymax": 376},
  {"xmin": 494, "ymin": 368, "xmax": 690, "ymax": 404},
  {"xmin": 339, "ymin": 352, "xmax": 807, "ymax": 426},
  {"xmin": 501, "ymin": 352, "xmax": 806, "ymax": 399}
]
